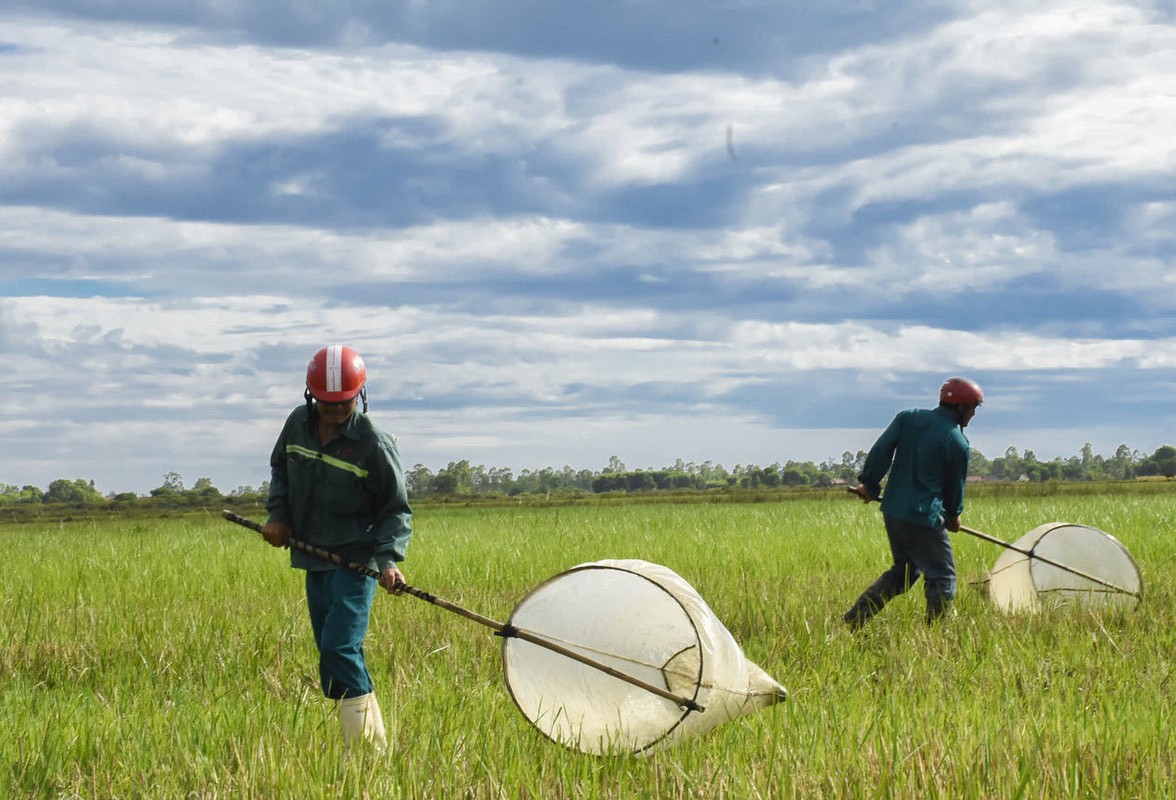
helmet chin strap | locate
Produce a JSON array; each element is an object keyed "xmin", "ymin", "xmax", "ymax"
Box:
[{"xmin": 303, "ymin": 386, "xmax": 367, "ymax": 415}]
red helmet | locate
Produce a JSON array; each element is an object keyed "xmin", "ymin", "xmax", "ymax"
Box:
[
  {"xmin": 939, "ymin": 376, "xmax": 983, "ymax": 407},
  {"xmin": 306, "ymin": 345, "xmax": 366, "ymax": 402}
]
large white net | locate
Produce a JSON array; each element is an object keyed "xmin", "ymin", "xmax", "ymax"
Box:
[
  {"xmin": 985, "ymin": 523, "xmax": 1143, "ymax": 613},
  {"xmin": 501, "ymin": 559, "xmax": 787, "ymax": 755}
]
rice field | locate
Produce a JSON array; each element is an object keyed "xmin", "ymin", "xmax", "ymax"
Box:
[{"xmin": 2, "ymin": 488, "xmax": 1173, "ymax": 799}]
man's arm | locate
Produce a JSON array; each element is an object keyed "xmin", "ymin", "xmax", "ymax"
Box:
[
  {"xmin": 941, "ymin": 434, "xmax": 970, "ymax": 531},
  {"xmin": 367, "ymin": 431, "xmax": 413, "ymax": 572},
  {"xmin": 857, "ymin": 412, "xmax": 905, "ymax": 501},
  {"xmin": 265, "ymin": 417, "xmax": 292, "ymax": 527}
]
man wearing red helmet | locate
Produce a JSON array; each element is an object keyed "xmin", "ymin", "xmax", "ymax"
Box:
[
  {"xmin": 261, "ymin": 344, "xmax": 413, "ymax": 750},
  {"xmin": 842, "ymin": 377, "xmax": 983, "ymax": 630}
]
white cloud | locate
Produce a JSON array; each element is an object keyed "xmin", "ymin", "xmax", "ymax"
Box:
[
  {"xmin": 7, "ymin": 293, "xmax": 1173, "ymax": 422},
  {"xmin": 865, "ymin": 202, "xmax": 1056, "ymax": 291},
  {"xmin": 746, "ymin": 2, "xmax": 1176, "ymax": 216},
  {"xmin": 728, "ymin": 320, "xmax": 1176, "ymax": 371}
]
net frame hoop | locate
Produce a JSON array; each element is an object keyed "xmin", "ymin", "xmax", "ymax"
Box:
[
  {"xmin": 501, "ymin": 561, "xmax": 707, "ymax": 754},
  {"xmin": 962, "ymin": 522, "xmax": 1143, "ymax": 601}
]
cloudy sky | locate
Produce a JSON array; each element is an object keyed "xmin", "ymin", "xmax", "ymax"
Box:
[{"xmin": 2, "ymin": 1, "xmax": 1174, "ymax": 495}]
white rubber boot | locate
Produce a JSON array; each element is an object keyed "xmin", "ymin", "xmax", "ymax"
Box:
[{"xmin": 339, "ymin": 692, "xmax": 387, "ymax": 751}]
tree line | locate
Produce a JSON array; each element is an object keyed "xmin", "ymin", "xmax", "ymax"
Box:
[
  {"xmin": 3, "ymin": 444, "xmax": 1174, "ymax": 509},
  {"xmin": 404, "ymin": 443, "xmax": 1176, "ymax": 496}
]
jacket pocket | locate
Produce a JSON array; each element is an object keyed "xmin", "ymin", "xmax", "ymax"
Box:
[{"xmin": 320, "ymin": 464, "xmax": 366, "ymax": 515}]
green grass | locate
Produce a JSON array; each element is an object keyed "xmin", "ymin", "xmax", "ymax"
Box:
[{"xmin": 2, "ymin": 491, "xmax": 1174, "ymax": 798}]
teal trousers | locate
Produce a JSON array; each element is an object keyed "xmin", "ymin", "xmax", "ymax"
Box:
[{"xmin": 305, "ymin": 568, "xmax": 378, "ymax": 699}]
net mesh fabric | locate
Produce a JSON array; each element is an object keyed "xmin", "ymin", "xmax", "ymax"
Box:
[
  {"xmin": 502, "ymin": 559, "xmax": 786, "ymax": 755},
  {"xmin": 986, "ymin": 523, "xmax": 1143, "ymax": 613}
]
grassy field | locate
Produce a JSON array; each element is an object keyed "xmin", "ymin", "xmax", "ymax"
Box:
[{"xmin": 2, "ymin": 488, "xmax": 1173, "ymax": 798}]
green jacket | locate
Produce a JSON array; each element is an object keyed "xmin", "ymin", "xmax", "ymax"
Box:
[
  {"xmin": 265, "ymin": 405, "xmax": 413, "ymax": 572},
  {"xmin": 858, "ymin": 406, "xmax": 970, "ymax": 529}
]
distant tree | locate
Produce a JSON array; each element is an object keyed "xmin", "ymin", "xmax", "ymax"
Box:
[
  {"xmin": 760, "ymin": 464, "xmax": 783, "ymax": 488},
  {"xmin": 44, "ymin": 478, "xmax": 105, "ymax": 504},
  {"xmin": 492, "ymin": 466, "xmax": 518, "ymax": 492},
  {"xmin": 989, "ymin": 447, "xmax": 1022, "ymax": 481},
  {"xmin": 780, "ymin": 465, "xmax": 810, "ymax": 487},
  {"xmin": 1022, "ymin": 450, "xmax": 1064, "ymax": 482},
  {"xmin": 625, "ymin": 471, "xmax": 656, "ymax": 492},
  {"xmin": 406, "ymin": 464, "xmax": 434, "ymax": 495},
  {"xmin": 1077, "ymin": 442, "xmax": 1109, "ymax": 481},
  {"xmin": 1106, "ymin": 444, "xmax": 1137, "ymax": 481},
  {"xmin": 571, "ymin": 467, "xmax": 596, "ymax": 492},
  {"xmin": 591, "ymin": 473, "xmax": 626, "ymax": 493},
  {"xmin": 151, "ymin": 472, "xmax": 186, "ymax": 497},
  {"xmin": 469, "ymin": 464, "xmax": 490, "ymax": 493},
  {"xmin": 1029, "ymin": 451, "xmax": 1072, "ymax": 482},
  {"xmin": 435, "ymin": 460, "xmax": 473, "ymax": 494},
  {"xmin": 535, "ymin": 467, "xmax": 568, "ymax": 494},
  {"xmin": 847, "ymin": 450, "xmax": 867, "ymax": 474},
  {"xmin": 512, "ymin": 469, "xmax": 538, "ymax": 494},
  {"xmin": 0, "ymin": 484, "xmax": 44, "ymax": 505},
  {"xmin": 429, "ymin": 473, "xmax": 458, "ymax": 495},
  {"xmin": 188, "ymin": 477, "xmax": 222, "ymax": 501},
  {"xmin": 968, "ymin": 448, "xmax": 991, "ymax": 477},
  {"xmin": 1140, "ymin": 445, "xmax": 1176, "ymax": 478}
]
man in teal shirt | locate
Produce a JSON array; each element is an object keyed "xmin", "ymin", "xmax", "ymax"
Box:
[
  {"xmin": 262, "ymin": 344, "xmax": 413, "ymax": 750},
  {"xmin": 842, "ymin": 377, "xmax": 983, "ymax": 629}
]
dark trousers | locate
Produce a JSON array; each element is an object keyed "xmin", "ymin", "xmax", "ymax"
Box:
[{"xmin": 845, "ymin": 514, "xmax": 956, "ymax": 627}]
